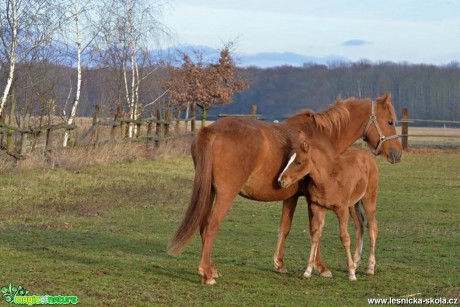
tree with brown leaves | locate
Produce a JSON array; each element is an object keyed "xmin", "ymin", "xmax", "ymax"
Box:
[{"xmin": 166, "ymin": 46, "xmax": 248, "ymax": 129}]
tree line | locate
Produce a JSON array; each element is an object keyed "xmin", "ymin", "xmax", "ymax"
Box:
[{"xmin": 212, "ymin": 62, "xmax": 460, "ymax": 124}]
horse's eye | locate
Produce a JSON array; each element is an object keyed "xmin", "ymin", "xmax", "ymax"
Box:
[{"xmin": 388, "ymin": 121, "xmax": 394, "ymax": 126}]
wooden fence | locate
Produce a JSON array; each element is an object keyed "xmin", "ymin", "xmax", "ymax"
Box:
[{"xmin": 0, "ymin": 106, "xmax": 195, "ymax": 161}]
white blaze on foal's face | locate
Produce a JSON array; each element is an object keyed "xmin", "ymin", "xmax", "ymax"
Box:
[{"xmin": 279, "ymin": 153, "xmax": 297, "ymax": 179}]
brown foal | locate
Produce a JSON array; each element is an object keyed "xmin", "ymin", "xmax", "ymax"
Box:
[{"xmin": 278, "ymin": 135, "xmax": 379, "ymax": 280}]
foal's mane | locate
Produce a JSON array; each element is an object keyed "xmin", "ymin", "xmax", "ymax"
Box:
[{"xmin": 286, "ymin": 98, "xmax": 352, "ymax": 135}]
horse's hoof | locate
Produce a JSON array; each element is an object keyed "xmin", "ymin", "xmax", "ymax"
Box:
[
  {"xmin": 274, "ymin": 266, "xmax": 288, "ymax": 274},
  {"xmin": 319, "ymin": 270, "xmax": 333, "ymax": 278},
  {"xmin": 202, "ymin": 278, "xmax": 217, "ymax": 285},
  {"xmin": 303, "ymin": 267, "xmax": 313, "ymax": 278},
  {"xmin": 366, "ymin": 269, "xmax": 375, "ymax": 275},
  {"xmin": 349, "ymin": 275, "xmax": 357, "ymax": 281}
]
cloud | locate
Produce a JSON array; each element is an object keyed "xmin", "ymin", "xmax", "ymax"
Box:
[{"xmin": 342, "ymin": 39, "xmax": 373, "ymax": 47}]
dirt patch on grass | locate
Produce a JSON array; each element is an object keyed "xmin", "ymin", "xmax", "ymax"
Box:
[{"xmin": 37, "ymin": 200, "xmax": 105, "ymax": 217}]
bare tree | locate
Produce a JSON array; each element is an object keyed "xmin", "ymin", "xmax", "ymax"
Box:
[
  {"xmin": 98, "ymin": 0, "xmax": 171, "ymax": 137},
  {"xmin": 0, "ymin": 0, "xmax": 62, "ymax": 118},
  {"xmin": 60, "ymin": 0, "xmax": 110, "ymax": 146}
]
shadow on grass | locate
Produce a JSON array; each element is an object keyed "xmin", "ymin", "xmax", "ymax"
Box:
[{"xmin": 0, "ymin": 225, "xmax": 200, "ymax": 284}]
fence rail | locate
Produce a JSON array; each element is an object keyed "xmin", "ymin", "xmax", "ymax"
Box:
[{"xmin": 0, "ymin": 106, "xmax": 196, "ymax": 160}]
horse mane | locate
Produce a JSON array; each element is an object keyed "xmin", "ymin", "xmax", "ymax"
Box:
[
  {"xmin": 312, "ymin": 99, "xmax": 351, "ymax": 134},
  {"xmin": 286, "ymin": 98, "xmax": 351, "ymax": 135}
]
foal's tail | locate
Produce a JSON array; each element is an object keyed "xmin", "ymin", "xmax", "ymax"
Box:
[
  {"xmin": 350, "ymin": 201, "xmax": 366, "ymax": 254},
  {"xmin": 167, "ymin": 127, "xmax": 216, "ymax": 256}
]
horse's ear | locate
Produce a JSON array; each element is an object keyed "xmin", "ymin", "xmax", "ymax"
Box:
[
  {"xmin": 302, "ymin": 141, "xmax": 310, "ymax": 153},
  {"xmin": 377, "ymin": 92, "xmax": 392, "ymax": 106}
]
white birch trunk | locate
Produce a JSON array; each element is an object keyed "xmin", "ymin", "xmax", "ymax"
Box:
[
  {"xmin": 130, "ymin": 41, "xmax": 139, "ymax": 137},
  {"xmin": 185, "ymin": 102, "xmax": 190, "ymax": 132},
  {"xmin": 63, "ymin": 1, "xmax": 82, "ymax": 147},
  {"xmin": 122, "ymin": 59, "xmax": 134, "ymax": 137},
  {"xmin": 0, "ymin": 0, "xmax": 17, "ymax": 117}
]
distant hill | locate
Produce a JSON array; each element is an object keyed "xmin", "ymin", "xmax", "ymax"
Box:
[
  {"xmin": 161, "ymin": 45, "xmax": 350, "ymax": 68},
  {"xmin": 238, "ymin": 52, "xmax": 349, "ymax": 68}
]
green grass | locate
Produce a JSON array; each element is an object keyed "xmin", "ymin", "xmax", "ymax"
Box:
[{"xmin": 0, "ymin": 149, "xmax": 459, "ymax": 306}]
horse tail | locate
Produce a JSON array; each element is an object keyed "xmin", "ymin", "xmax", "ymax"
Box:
[
  {"xmin": 352, "ymin": 201, "xmax": 366, "ymax": 254},
  {"xmin": 167, "ymin": 127, "xmax": 216, "ymax": 256}
]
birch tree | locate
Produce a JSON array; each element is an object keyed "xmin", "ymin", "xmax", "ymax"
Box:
[
  {"xmin": 61, "ymin": 0, "xmax": 107, "ymax": 146},
  {"xmin": 99, "ymin": 0, "xmax": 170, "ymax": 137},
  {"xmin": 0, "ymin": 0, "xmax": 61, "ymax": 118}
]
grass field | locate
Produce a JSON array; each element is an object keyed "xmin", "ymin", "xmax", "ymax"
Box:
[{"xmin": 0, "ymin": 148, "xmax": 459, "ymax": 306}]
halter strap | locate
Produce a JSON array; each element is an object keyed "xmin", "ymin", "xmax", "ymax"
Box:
[{"xmin": 363, "ymin": 100, "xmax": 402, "ymax": 155}]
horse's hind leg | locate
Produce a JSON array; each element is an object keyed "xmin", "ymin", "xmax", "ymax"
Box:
[
  {"xmin": 361, "ymin": 196, "xmax": 378, "ymax": 275},
  {"xmin": 198, "ymin": 190, "xmax": 238, "ymax": 285},
  {"xmin": 335, "ymin": 206, "xmax": 356, "ymax": 281},
  {"xmin": 199, "ymin": 190, "xmax": 216, "ymax": 278},
  {"xmin": 274, "ymin": 196, "xmax": 298, "ymax": 273}
]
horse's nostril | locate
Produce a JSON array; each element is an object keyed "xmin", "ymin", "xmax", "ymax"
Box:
[
  {"xmin": 278, "ymin": 179, "xmax": 285, "ymax": 187},
  {"xmin": 389, "ymin": 148, "xmax": 402, "ymax": 164}
]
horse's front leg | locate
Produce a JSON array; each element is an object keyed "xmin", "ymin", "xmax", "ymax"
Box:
[
  {"xmin": 308, "ymin": 203, "xmax": 333, "ymax": 277},
  {"xmin": 273, "ymin": 196, "xmax": 298, "ymax": 273},
  {"xmin": 304, "ymin": 202, "xmax": 327, "ymax": 278}
]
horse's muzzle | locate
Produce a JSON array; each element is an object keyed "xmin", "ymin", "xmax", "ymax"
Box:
[
  {"xmin": 388, "ymin": 147, "xmax": 402, "ymax": 164},
  {"xmin": 278, "ymin": 178, "xmax": 289, "ymax": 188}
]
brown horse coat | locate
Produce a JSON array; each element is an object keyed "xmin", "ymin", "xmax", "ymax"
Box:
[{"xmin": 278, "ymin": 141, "xmax": 379, "ymax": 280}]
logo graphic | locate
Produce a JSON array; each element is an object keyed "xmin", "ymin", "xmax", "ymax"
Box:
[
  {"xmin": 2, "ymin": 283, "xmax": 78, "ymax": 305},
  {"xmin": 2, "ymin": 284, "xmax": 29, "ymax": 303}
]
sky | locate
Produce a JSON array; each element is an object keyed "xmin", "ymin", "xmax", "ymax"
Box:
[{"xmin": 162, "ymin": 0, "xmax": 460, "ymax": 65}]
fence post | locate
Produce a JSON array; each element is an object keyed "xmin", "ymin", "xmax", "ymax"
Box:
[
  {"xmin": 111, "ymin": 107, "xmax": 121, "ymax": 142},
  {"xmin": 251, "ymin": 104, "xmax": 257, "ymax": 116},
  {"xmin": 89, "ymin": 105, "xmax": 100, "ymax": 145},
  {"xmin": 155, "ymin": 109, "xmax": 162, "ymax": 147},
  {"xmin": 136, "ymin": 122, "xmax": 142, "ymax": 139},
  {"xmin": 175, "ymin": 109, "xmax": 181, "ymax": 133},
  {"xmin": 402, "ymin": 108, "xmax": 409, "ymax": 150},
  {"xmin": 44, "ymin": 127, "xmax": 51, "ymax": 155},
  {"xmin": 19, "ymin": 109, "xmax": 30, "ymax": 156},
  {"xmin": 146, "ymin": 120, "xmax": 153, "ymax": 147},
  {"xmin": 191, "ymin": 103, "xmax": 196, "ymax": 132},
  {"xmin": 164, "ymin": 108, "xmax": 171, "ymax": 136}
]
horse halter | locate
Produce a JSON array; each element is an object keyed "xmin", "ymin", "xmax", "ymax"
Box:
[{"xmin": 363, "ymin": 100, "xmax": 401, "ymax": 155}]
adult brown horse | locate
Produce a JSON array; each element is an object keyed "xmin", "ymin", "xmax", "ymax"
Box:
[
  {"xmin": 278, "ymin": 134, "xmax": 380, "ymax": 281},
  {"xmin": 168, "ymin": 93, "xmax": 402, "ymax": 285}
]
